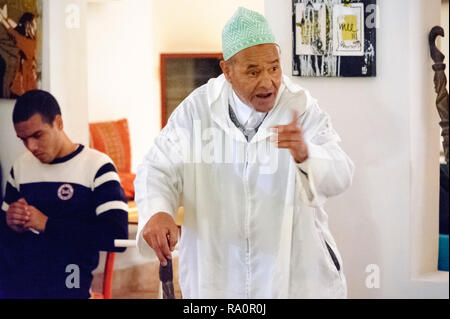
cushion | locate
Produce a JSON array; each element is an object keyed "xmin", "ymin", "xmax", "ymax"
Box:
[
  {"xmin": 89, "ymin": 119, "xmax": 132, "ymax": 173},
  {"xmin": 118, "ymin": 172, "xmax": 136, "ymax": 200},
  {"xmin": 89, "ymin": 119, "xmax": 135, "ymax": 200}
]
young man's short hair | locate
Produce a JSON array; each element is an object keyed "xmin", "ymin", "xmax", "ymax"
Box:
[{"xmin": 13, "ymin": 90, "xmax": 61, "ymax": 125}]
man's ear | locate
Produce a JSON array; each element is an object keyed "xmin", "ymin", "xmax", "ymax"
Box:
[
  {"xmin": 54, "ymin": 114, "xmax": 63, "ymax": 130},
  {"xmin": 220, "ymin": 60, "xmax": 232, "ymax": 84}
]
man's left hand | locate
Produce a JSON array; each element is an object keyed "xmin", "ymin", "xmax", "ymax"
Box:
[
  {"xmin": 271, "ymin": 110, "xmax": 308, "ymax": 163},
  {"xmin": 24, "ymin": 205, "xmax": 48, "ymax": 232}
]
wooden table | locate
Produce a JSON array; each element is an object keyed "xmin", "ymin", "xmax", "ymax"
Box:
[{"xmin": 127, "ymin": 201, "xmax": 139, "ymax": 224}]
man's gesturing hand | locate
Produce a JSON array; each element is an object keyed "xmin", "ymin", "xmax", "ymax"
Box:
[
  {"xmin": 143, "ymin": 212, "xmax": 179, "ymax": 266},
  {"xmin": 271, "ymin": 110, "xmax": 308, "ymax": 163}
]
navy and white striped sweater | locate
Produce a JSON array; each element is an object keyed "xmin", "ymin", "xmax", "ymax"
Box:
[{"xmin": 0, "ymin": 145, "xmax": 129, "ymax": 298}]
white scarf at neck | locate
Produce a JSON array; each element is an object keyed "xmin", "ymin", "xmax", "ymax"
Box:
[{"xmin": 230, "ymin": 90, "xmax": 267, "ymax": 130}]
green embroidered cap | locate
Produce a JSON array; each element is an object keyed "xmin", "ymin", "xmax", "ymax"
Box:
[{"xmin": 222, "ymin": 7, "xmax": 277, "ymax": 61}]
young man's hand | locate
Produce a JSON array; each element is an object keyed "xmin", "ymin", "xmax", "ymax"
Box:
[
  {"xmin": 5, "ymin": 198, "xmax": 29, "ymax": 233},
  {"xmin": 24, "ymin": 205, "xmax": 48, "ymax": 232},
  {"xmin": 143, "ymin": 212, "xmax": 179, "ymax": 266},
  {"xmin": 6, "ymin": 198, "xmax": 48, "ymax": 233}
]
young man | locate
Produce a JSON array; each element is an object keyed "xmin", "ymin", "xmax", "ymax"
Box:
[
  {"xmin": 135, "ymin": 7, "xmax": 354, "ymax": 298},
  {"xmin": 0, "ymin": 90, "xmax": 129, "ymax": 298}
]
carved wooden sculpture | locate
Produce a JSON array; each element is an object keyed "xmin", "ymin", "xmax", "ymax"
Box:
[{"xmin": 429, "ymin": 26, "xmax": 449, "ymax": 170}]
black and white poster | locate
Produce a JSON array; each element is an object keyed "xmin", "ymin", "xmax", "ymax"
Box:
[{"xmin": 292, "ymin": 0, "xmax": 376, "ymax": 77}]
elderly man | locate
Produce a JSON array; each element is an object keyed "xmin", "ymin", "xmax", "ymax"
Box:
[{"xmin": 135, "ymin": 7, "xmax": 354, "ymax": 298}]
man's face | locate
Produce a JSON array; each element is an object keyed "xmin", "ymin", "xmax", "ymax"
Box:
[
  {"xmin": 14, "ymin": 113, "xmax": 63, "ymax": 164},
  {"xmin": 221, "ymin": 43, "xmax": 282, "ymax": 112}
]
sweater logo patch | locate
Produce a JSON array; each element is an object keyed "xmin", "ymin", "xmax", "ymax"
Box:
[{"xmin": 58, "ymin": 184, "xmax": 74, "ymax": 200}]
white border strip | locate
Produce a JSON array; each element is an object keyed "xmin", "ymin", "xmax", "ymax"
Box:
[
  {"xmin": 114, "ymin": 239, "xmax": 137, "ymax": 247},
  {"xmin": 94, "ymin": 171, "xmax": 121, "ymax": 189},
  {"xmin": 1, "ymin": 202, "xmax": 9, "ymax": 212},
  {"xmin": 96, "ymin": 201, "xmax": 128, "ymax": 215}
]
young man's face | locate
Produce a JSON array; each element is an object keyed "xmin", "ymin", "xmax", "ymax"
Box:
[
  {"xmin": 220, "ymin": 43, "xmax": 282, "ymax": 113},
  {"xmin": 14, "ymin": 113, "xmax": 63, "ymax": 164}
]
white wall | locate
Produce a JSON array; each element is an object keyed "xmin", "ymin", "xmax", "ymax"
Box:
[
  {"xmin": 47, "ymin": 0, "xmax": 89, "ymax": 146},
  {"xmin": 0, "ymin": 100, "xmax": 26, "ymax": 196},
  {"xmin": 0, "ymin": 0, "xmax": 88, "ymax": 195},
  {"xmin": 87, "ymin": 0, "xmax": 264, "ymax": 172},
  {"xmin": 87, "ymin": 0, "xmax": 154, "ymax": 172},
  {"xmin": 265, "ymin": 0, "xmax": 448, "ymax": 298}
]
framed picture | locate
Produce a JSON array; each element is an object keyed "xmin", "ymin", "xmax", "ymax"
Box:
[
  {"xmin": 160, "ymin": 53, "xmax": 223, "ymax": 128},
  {"xmin": 0, "ymin": 0, "xmax": 42, "ymax": 99},
  {"xmin": 292, "ymin": 0, "xmax": 376, "ymax": 77}
]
